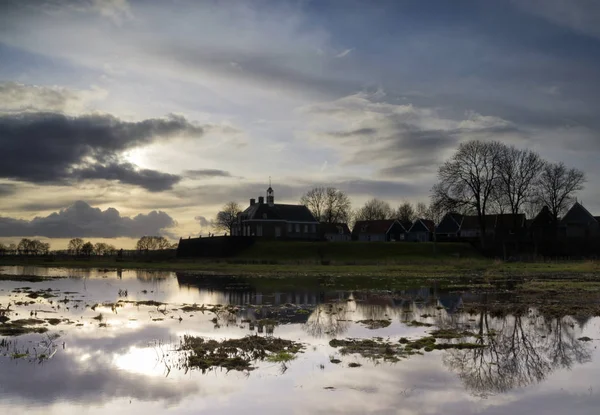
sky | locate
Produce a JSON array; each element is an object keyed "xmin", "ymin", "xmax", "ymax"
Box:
[{"xmin": 1, "ymin": 0, "xmax": 599, "ymax": 248}]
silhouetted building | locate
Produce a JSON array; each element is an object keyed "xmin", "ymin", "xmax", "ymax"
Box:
[
  {"xmin": 232, "ymin": 185, "xmax": 319, "ymax": 240},
  {"xmin": 406, "ymin": 219, "xmax": 435, "ymax": 242},
  {"xmin": 352, "ymin": 219, "xmax": 407, "ymax": 242},
  {"xmin": 320, "ymin": 222, "xmax": 352, "ymax": 241}
]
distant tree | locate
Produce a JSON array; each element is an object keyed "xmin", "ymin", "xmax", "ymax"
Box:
[
  {"xmin": 68, "ymin": 238, "xmax": 84, "ymax": 255},
  {"xmin": 497, "ymin": 146, "xmax": 545, "ymax": 217},
  {"xmin": 80, "ymin": 242, "xmax": 94, "ymax": 256},
  {"xmin": 395, "ymin": 202, "xmax": 415, "ymax": 223},
  {"xmin": 536, "ymin": 162, "xmax": 586, "ymax": 223},
  {"xmin": 300, "ymin": 187, "xmax": 352, "ymax": 223},
  {"xmin": 214, "ymin": 201, "xmax": 242, "ymax": 234},
  {"xmin": 432, "ymin": 140, "xmax": 504, "ymax": 246},
  {"xmin": 94, "ymin": 242, "xmax": 117, "ymax": 256},
  {"xmin": 0, "ymin": 243, "xmax": 6, "ymax": 254},
  {"xmin": 136, "ymin": 236, "xmax": 172, "ymax": 250},
  {"xmin": 354, "ymin": 198, "xmax": 394, "ymax": 222},
  {"xmin": 17, "ymin": 238, "xmax": 49, "ymax": 255},
  {"xmin": 17, "ymin": 238, "xmax": 33, "ymax": 255},
  {"xmin": 415, "ymin": 202, "xmax": 429, "ymax": 219}
]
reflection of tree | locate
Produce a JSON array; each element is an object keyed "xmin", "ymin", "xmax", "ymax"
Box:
[
  {"xmin": 443, "ymin": 310, "xmax": 592, "ymax": 397},
  {"xmin": 303, "ymin": 302, "xmax": 352, "ymax": 338}
]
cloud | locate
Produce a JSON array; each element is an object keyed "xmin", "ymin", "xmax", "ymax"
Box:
[
  {"xmin": 335, "ymin": 48, "xmax": 354, "ymax": 58},
  {"xmin": 0, "ymin": 112, "xmax": 204, "ymax": 191},
  {"xmin": 194, "ymin": 215, "xmax": 214, "ymax": 228},
  {"xmin": 73, "ymin": 162, "xmax": 181, "ymax": 192},
  {"xmin": 184, "ymin": 169, "xmax": 232, "ymax": 179},
  {"xmin": 0, "ymin": 81, "xmax": 108, "ymax": 114},
  {"xmin": 0, "ymin": 183, "xmax": 17, "ymax": 196},
  {"xmin": 0, "ymin": 200, "xmax": 175, "ymax": 238},
  {"xmin": 512, "ymin": 0, "xmax": 600, "ymax": 39},
  {"xmin": 302, "ymin": 91, "xmax": 524, "ymax": 177}
]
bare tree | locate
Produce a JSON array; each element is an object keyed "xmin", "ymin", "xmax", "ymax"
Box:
[
  {"xmin": 68, "ymin": 238, "xmax": 84, "ymax": 255},
  {"xmin": 497, "ymin": 146, "xmax": 545, "ymax": 218},
  {"xmin": 395, "ymin": 202, "xmax": 415, "ymax": 223},
  {"xmin": 432, "ymin": 140, "xmax": 504, "ymax": 246},
  {"xmin": 415, "ymin": 202, "xmax": 430, "ymax": 219},
  {"xmin": 94, "ymin": 242, "xmax": 117, "ymax": 255},
  {"xmin": 81, "ymin": 241, "xmax": 94, "ymax": 256},
  {"xmin": 136, "ymin": 236, "xmax": 173, "ymax": 250},
  {"xmin": 214, "ymin": 201, "xmax": 242, "ymax": 235},
  {"xmin": 536, "ymin": 162, "xmax": 586, "ymax": 223},
  {"xmin": 17, "ymin": 238, "xmax": 50, "ymax": 255},
  {"xmin": 354, "ymin": 198, "xmax": 394, "ymax": 221},
  {"xmin": 300, "ymin": 187, "xmax": 351, "ymax": 223}
]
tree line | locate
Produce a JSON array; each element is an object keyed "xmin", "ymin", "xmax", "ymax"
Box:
[
  {"xmin": 432, "ymin": 140, "xmax": 585, "ymax": 244},
  {"xmin": 213, "ymin": 141, "xmax": 585, "ymax": 240},
  {"xmin": 0, "ymin": 239, "xmax": 50, "ymax": 255},
  {"xmin": 0, "ymin": 236, "xmax": 176, "ymax": 255}
]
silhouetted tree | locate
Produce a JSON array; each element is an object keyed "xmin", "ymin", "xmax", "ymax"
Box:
[
  {"xmin": 136, "ymin": 236, "xmax": 172, "ymax": 250},
  {"xmin": 214, "ymin": 201, "xmax": 242, "ymax": 235},
  {"xmin": 432, "ymin": 140, "xmax": 504, "ymax": 246},
  {"xmin": 496, "ymin": 146, "xmax": 544, "ymax": 216},
  {"xmin": 395, "ymin": 202, "xmax": 415, "ymax": 223},
  {"xmin": 81, "ymin": 241, "xmax": 94, "ymax": 256},
  {"xmin": 68, "ymin": 238, "xmax": 84, "ymax": 255},
  {"xmin": 300, "ymin": 187, "xmax": 352, "ymax": 223},
  {"xmin": 536, "ymin": 161, "xmax": 586, "ymax": 223},
  {"xmin": 354, "ymin": 198, "xmax": 394, "ymax": 221},
  {"xmin": 94, "ymin": 242, "xmax": 116, "ymax": 255},
  {"xmin": 17, "ymin": 238, "xmax": 49, "ymax": 255}
]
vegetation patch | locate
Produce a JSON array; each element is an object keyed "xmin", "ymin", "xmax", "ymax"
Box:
[
  {"xmin": 406, "ymin": 320, "xmax": 433, "ymax": 327},
  {"xmin": 357, "ymin": 319, "xmax": 391, "ymax": 329},
  {"xmin": 179, "ymin": 335, "xmax": 304, "ymax": 372},
  {"xmin": 0, "ymin": 318, "xmax": 48, "ymax": 336}
]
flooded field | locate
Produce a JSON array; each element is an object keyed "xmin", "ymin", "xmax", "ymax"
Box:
[{"xmin": 1, "ymin": 266, "xmax": 599, "ymax": 414}]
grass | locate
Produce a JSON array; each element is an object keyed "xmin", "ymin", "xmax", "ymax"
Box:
[
  {"xmin": 179, "ymin": 335, "xmax": 304, "ymax": 372},
  {"xmin": 2, "ymin": 241, "xmax": 599, "ymax": 278}
]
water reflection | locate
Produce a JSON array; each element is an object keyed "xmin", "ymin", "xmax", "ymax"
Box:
[
  {"xmin": 1, "ymin": 267, "xmax": 599, "ymax": 414},
  {"xmin": 443, "ymin": 311, "xmax": 592, "ymax": 397}
]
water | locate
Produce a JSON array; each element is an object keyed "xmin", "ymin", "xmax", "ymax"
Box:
[{"xmin": 1, "ymin": 266, "xmax": 599, "ymax": 414}]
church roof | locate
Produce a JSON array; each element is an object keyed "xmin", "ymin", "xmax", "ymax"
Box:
[{"xmin": 241, "ymin": 203, "xmax": 318, "ymax": 223}]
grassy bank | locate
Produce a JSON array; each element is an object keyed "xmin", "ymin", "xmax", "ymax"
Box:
[{"xmin": 1, "ymin": 240, "xmax": 598, "ymax": 277}]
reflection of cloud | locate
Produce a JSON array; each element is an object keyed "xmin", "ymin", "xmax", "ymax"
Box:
[{"xmin": 0, "ymin": 326, "xmax": 202, "ymax": 405}]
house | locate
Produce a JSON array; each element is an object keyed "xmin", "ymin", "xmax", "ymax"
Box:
[
  {"xmin": 435, "ymin": 212, "xmax": 464, "ymax": 239},
  {"xmin": 529, "ymin": 206, "xmax": 555, "ymax": 241},
  {"xmin": 459, "ymin": 215, "xmax": 497, "ymax": 238},
  {"xmin": 458, "ymin": 214, "xmax": 525, "ymax": 239},
  {"xmin": 232, "ymin": 186, "xmax": 320, "ymax": 240},
  {"xmin": 560, "ymin": 202, "xmax": 599, "ymax": 238},
  {"xmin": 406, "ymin": 219, "xmax": 435, "ymax": 242},
  {"xmin": 320, "ymin": 222, "xmax": 352, "ymax": 242},
  {"xmin": 351, "ymin": 219, "xmax": 407, "ymax": 242}
]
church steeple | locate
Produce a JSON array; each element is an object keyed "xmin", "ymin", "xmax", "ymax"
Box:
[{"xmin": 267, "ymin": 177, "xmax": 274, "ymax": 206}]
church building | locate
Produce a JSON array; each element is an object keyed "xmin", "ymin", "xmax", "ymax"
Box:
[{"xmin": 231, "ymin": 185, "xmax": 320, "ymax": 240}]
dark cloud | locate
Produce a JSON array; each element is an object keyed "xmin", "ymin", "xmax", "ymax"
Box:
[
  {"xmin": 0, "ymin": 200, "xmax": 175, "ymax": 238},
  {"xmin": 184, "ymin": 169, "xmax": 232, "ymax": 179},
  {"xmin": 326, "ymin": 128, "xmax": 378, "ymax": 138},
  {"xmin": 74, "ymin": 162, "xmax": 181, "ymax": 192},
  {"xmin": 194, "ymin": 215, "xmax": 214, "ymax": 227},
  {"xmin": 0, "ymin": 112, "xmax": 202, "ymax": 191}
]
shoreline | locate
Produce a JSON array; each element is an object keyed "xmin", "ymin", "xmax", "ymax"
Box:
[{"xmin": 1, "ymin": 257, "xmax": 598, "ymax": 278}]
